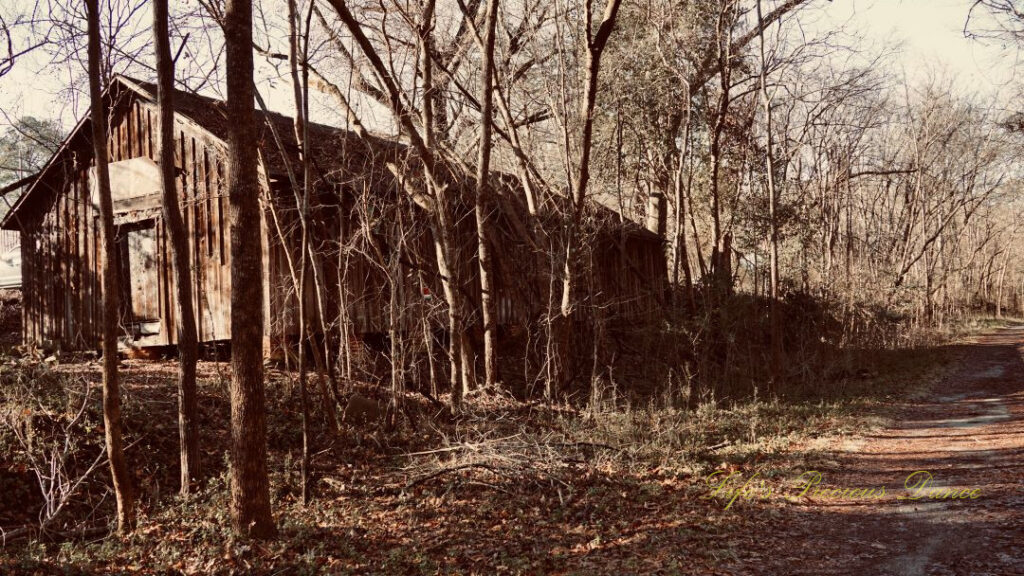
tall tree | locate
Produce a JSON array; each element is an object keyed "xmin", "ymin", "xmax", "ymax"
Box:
[
  {"xmin": 85, "ymin": 0, "xmax": 135, "ymax": 534},
  {"xmin": 324, "ymin": 0, "xmax": 478, "ymax": 410},
  {"xmin": 286, "ymin": 0, "xmax": 313, "ymax": 505},
  {"xmin": 153, "ymin": 0, "xmax": 201, "ymax": 496},
  {"xmin": 553, "ymin": 0, "xmax": 624, "ymax": 395},
  {"xmin": 475, "ymin": 0, "xmax": 501, "ymax": 389},
  {"xmin": 756, "ymin": 0, "xmax": 783, "ymax": 387},
  {"xmin": 224, "ymin": 0, "xmax": 276, "ymax": 538}
]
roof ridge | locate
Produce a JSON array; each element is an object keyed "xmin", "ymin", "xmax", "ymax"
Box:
[{"xmin": 114, "ymin": 74, "xmax": 360, "ymax": 137}]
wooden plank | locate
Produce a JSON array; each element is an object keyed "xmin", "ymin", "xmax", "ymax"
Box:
[
  {"xmin": 217, "ymin": 160, "xmax": 226, "ymax": 263},
  {"xmin": 162, "ymin": 217, "xmax": 177, "ymax": 345},
  {"xmin": 135, "ymin": 102, "xmax": 144, "ymax": 159},
  {"xmin": 190, "ymin": 137, "xmax": 203, "ymax": 341},
  {"xmin": 145, "ymin": 109, "xmax": 153, "ymax": 160},
  {"xmin": 257, "ymin": 160, "xmax": 273, "ymax": 352},
  {"xmin": 122, "ymin": 109, "xmax": 129, "ymax": 159},
  {"xmin": 86, "ymin": 167, "xmax": 95, "ymax": 344},
  {"xmin": 203, "ymin": 148, "xmax": 212, "ymax": 257},
  {"xmin": 155, "ymin": 219, "xmax": 163, "ymax": 328},
  {"xmin": 215, "ymin": 159, "xmax": 227, "ymax": 339},
  {"xmin": 92, "ymin": 194, "xmax": 99, "ymax": 344},
  {"xmin": 59, "ymin": 188, "xmax": 67, "ymax": 344},
  {"xmin": 116, "ymin": 114, "xmax": 123, "ymax": 161},
  {"xmin": 126, "ymin": 104, "xmax": 134, "ymax": 159},
  {"xmin": 71, "ymin": 175, "xmax": 80, "ymax": 346}
]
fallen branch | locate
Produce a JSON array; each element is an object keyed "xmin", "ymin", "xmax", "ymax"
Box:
[
  {"xmin": 1, "ymin": 524, "xmax": 108, "ymax": 546},
  {"xmin": 403, "ymin": 433, "xmax": 522, "ymax": 457},
  {"xmin": 548, "ymin": 441, "xmax": 624, "ymax": 452},
  {"xmin": 405, "ymin": 462, "xmax": 508, "ymax": 489}
]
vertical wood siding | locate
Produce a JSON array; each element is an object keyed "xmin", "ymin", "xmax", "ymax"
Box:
[
  {"xmin": 17, "ymin": 88, "xmax": 667, "ymax": 353},
  {"xmin": 19, "ymin": 95, "xmax": 233, "ymax": 350}
]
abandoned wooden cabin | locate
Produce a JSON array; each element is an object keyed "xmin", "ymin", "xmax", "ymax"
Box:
[{"xmin": 1, "ymin": 75, "xmax": 667, "ymax": 364}]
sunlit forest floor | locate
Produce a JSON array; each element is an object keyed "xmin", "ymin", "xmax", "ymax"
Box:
[{"xmin": 1, "ymin": 321, "xmax": 1022, "ymax": 574}]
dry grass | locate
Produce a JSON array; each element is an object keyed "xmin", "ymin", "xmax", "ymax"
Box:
[{"xmin": 0, "ymin": 314, "xmax": 985, "ymax": 574}]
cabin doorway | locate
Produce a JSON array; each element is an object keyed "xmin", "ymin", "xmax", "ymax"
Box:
[{"xmin": 116, "ymin": 219, "xmax": 161, "ymax": 339}]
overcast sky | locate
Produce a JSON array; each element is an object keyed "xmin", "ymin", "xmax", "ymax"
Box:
[
  {"xmin": 807, "ymin": 0, "xmax": 1019, "ymax": 93},
  {"xmin": 0, "ymin": 0, "xmax": 1019, "ymax": 132}
]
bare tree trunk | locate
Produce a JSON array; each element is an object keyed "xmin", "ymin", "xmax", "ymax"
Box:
[
  {"xmin": 86, "ymin": 0, "xmax": 135, "ymax": 534},
  {"xmin": 285, "ymin": 0, "xmax": 313, "ymax": 507},
  {"xmin": 671, "ymin": 83, "xmax": 695, "ymax": 308},
  {"xmin": 553, "ymin": 0, "xmax": 623, "ymax": 395},
  {"xmin": 709, "ymin": 123, "xmax": 725, "ymax": 287},
  {"xmin": 387, "ymin": 213, "xmax": 407, "ymax": 426},
  {"xmin": 253, "ymin": 83, "xmax": 341, "ymax": 436},
  {"xmin": 418, "ymin": 0, "xmax": 473, "ymax": 407},
  {"xmin": 708, "ymin": 3, "xmax": 733, "ymax": 292},
  {"xmin": 419, "ymin": 270, "xmax": 438, "ymax": 396},
  {"xmin": 337, "ymin": 209, "xmax": 353, "ymax": 381},
  {"xmin": 995, "ymin": 246, "xmax": 1011, "ymax": 318},
  {"xmin": 757, "ymin": 0, "xmax": 783, "ymax": 388},
  {"xmin": 297, "ymin": 232, "xmax": 310, "ymax": 505},
  {"xmin": 324, "ymin": 0, "xmax": 477, "ymax": 409},
  {"xmin": 475, "ymin": 0, "xmax": 500, "ymax": 389},
  {"xmin": 224, "ymin": 0, "xmax": 275, "ymax": 539},
  {"xmin": 153, "ymin": 0, "xmax": 200, "ymax": 497}
]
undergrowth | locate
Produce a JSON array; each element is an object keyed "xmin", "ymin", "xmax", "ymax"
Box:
[{"xmin": 0, "ymin": 314, "xmax": 987, "ymax": 574}]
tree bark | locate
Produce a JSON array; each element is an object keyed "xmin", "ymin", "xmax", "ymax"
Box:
[
  {"xmin": 995, "ymin": 245, "xmax": 1011, "ymax": 318},
  {"xmin": 418, "ymin": 0, "xmax": 474, "ymax": 407},
  {"xmin": 224, "ymin": 0, "xmax": 276, "ymax": 539},
  {"xmin": 153, "ymin": 0, "xmax": 201, "ymax": 497},
  {"xmin": 708, "ymin": 3, "xmax": 733, "ymax": 292},
  {"xmin": 553, "ymin": 0, "xmax": 623, "ymax": 395},
  {"xmin": 86, "ymin": 0, "xmax": 135, "ymax": 534},
  {"xmin": 474, "ymin": 0, "xmax": 500, "ymax": 389},
  {"xmin": 286, "ymin": 0, "xmax": 312, "ymax": 506},
  {"xmin": 671, "ymin": 83, "xmax": 695, "ymax": 308},
  {"xmin": 757, "ymin": 0, "xmax": 783, "ymax": 388}
]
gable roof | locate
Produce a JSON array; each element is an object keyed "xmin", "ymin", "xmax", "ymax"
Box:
[
  {"xmin": 2, "ymin": 75, "xmax": 660, "ymax": 244},
  {"xmin": 1, "ymin": 74, "xmax": 395, "ymax": 230},
  {"xmin": 114, "ymin": 76, "xmax": 399, "ymax": 180}
]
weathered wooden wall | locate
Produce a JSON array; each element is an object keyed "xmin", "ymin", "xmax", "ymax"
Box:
[
  {"xmin": 13, "ymin": 79, "xmax": 667, "ymax": 356},
  {"xmin": 18, "ymin": 91, "xmax": 232, "ymax": 350}
]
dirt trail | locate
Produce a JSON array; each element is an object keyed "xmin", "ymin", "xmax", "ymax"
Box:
[{"xmin": 742, "ymin": 325, "xmax": 1024, "ymax": 575}]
